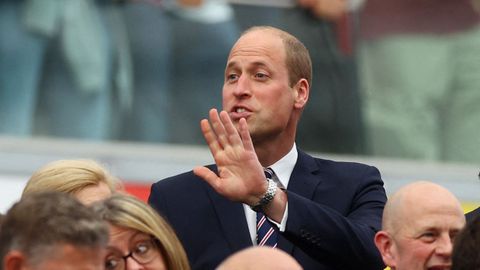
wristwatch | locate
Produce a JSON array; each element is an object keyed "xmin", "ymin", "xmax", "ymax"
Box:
[{"xmin": 250, "ymin": 178, "xmax": 277, "ymax": 212}]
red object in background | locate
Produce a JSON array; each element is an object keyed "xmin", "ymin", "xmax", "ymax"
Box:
[
  {"xmin": 335, "ymin": 13, "xmax": 353, "ymax": 56},
  {"xmin": 124, "ymin": 182, "xmax": 151, "ymax": 202}
]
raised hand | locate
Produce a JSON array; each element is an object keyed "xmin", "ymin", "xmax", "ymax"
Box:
[{"xmin": 193, "ymin": 109, "xmax": 267, "ymax": 206}]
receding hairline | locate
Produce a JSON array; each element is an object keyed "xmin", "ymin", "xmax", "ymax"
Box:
[
  {"xmin": 241, "ymin": 26, "xmax": 293, "ymax": 39},
  {"xmin": 382, "ymin": 181, "xmax": 463, "ymax": 232},
  {"xmin": 238, "ymin": 26, "xmax": 312, "ymax": 86}
]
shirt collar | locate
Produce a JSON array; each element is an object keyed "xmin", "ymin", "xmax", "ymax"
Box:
[{"xmin": 268, "ymin": 143, "xmax": 298, "ymax": 189}]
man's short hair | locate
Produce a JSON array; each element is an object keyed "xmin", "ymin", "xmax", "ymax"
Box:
[
  {"xmin": 242, "ymin": 26, "xmax": 312, "ymax": 87},
  {"xmin": 0, "ymin": 192, "xmax": 109, "ymax": 268}
]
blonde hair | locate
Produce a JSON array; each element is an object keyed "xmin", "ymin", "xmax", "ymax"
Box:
[
  {"xmin": 91, "ymin": 194, "xmax": 191, "ymax": 270},
  {"xmin": 22, "ymin": 159, "xmax": 120, "ymax": 198}
]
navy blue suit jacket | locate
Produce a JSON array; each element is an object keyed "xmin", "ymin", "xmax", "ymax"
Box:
[
  {"xmin": 466, "ymin": 207, "xmax": 480, "ymax": 222},
  {"xmin": 148, "ymin": 150, "xmax": 387, "ymax": 270}
]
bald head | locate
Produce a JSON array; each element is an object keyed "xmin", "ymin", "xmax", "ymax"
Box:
[
  {"xmin": 382, "ymin": 181, "xmax": 464, "ymax": 233},
  {"xmin": 375, "ymin": 181, "xmax": 466, "ymax": 270},
  {"xmin": 217, "ymin": 247, "xmax": 303, "ymax": 270}
]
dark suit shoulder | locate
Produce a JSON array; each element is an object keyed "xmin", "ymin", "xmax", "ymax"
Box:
[
  {"xmin": 466, "ymin": 207, "xmax": 480, "ymax": 222},
  {"xmin": 299, "ymin": 150, "xmax": 382, "ymax": 184},
  {"xmin": 316, "ymin": 157, "xmax": 377, "ymax": 169},
  {"xmin": 152, "ymin": 170, "xmax": 198, "ymax": 190},
  {"xmin": 148, "ymin": 165, "xmax": 216, "ymax": 219},
  {"xmin": 151, "ymin": 164, "xmax": 217, "ymax": 190}
]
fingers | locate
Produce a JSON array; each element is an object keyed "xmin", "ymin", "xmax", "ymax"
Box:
[
  {"xmin": 209, "ymin": 109, "xmax": 229, "ymax": 148},
  {"xmin": 204, "ymin": 109, "xmax": 243, "ymax": 148},
  {"xmin": 200, "ymin": 118, "xmax": 222, "ymax": 156},
  {"xmin": 238, "ymin": 118, "xmax": 255, "ymax": 151},
  {"xmin": 193, "ymin": 166, "xmax": 221, "ymax": 190},
  {"xmin": 219, "ymin": 111, "xmax": 243, "ymax": 146}
]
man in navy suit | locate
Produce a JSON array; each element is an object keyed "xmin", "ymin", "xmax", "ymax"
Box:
[{"xmin": 149, "ymin": 26, "xmax": 387, "ymax": 270}]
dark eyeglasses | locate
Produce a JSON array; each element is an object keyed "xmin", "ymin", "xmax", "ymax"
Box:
[{"xmin": 105, "ymin": 238, "xmax": 159, "ymax": 270}]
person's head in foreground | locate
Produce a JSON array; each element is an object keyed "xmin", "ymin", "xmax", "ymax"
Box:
[
  {"xmin": 0, "ymin": 192, "xmax": 109, "ymax": 270},
  {"xmin": 91, "ymin": 194, "xmax": 190, "ymax": 270},
  {"xmin": 451, "ymin": 214, "xmax": 480, "ymax": 270},
  {"xmin": 375, "ymin": 181, "xmax": 465, "ymax": 270},
  {"xmin": 23, "ymin": 159, "xmax": 120, "ymax": 204},
  {"xmin": 216, "ymin": 246, "xmax": 303, "ymax": 270}
]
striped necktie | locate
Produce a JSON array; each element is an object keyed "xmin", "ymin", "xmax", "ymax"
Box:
[{"xmin": 256, "ymin": 168, "xmax": 279, "ymax": 247}]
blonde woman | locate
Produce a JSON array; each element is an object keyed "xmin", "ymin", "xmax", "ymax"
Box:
[
  {"xmin": 91, "ymin": 194, "xmax": 191, "ymax": 270},
  {"xmin": 23, "ymin": 159, "xmax": 120, "ymax": 204}
]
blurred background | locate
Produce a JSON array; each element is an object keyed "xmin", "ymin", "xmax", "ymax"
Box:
[{"xmin": 0, "ymin": 0, "xmax": 479, "ymax": 211}]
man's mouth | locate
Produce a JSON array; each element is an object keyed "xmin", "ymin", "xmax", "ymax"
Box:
[
  {"xmin": 235, "ymin": 107, "xmax": 247, "ymax": 113},
  {"xmin": 229, "ymin": 106, "xmax": 252, "ymax": 120}
]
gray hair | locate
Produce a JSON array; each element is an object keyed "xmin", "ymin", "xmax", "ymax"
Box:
[{"xmin": 0, "ymin": 192, "xmax": 109, "ymax": 269}]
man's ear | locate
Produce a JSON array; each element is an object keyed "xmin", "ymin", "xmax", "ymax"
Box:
[
  {"xmin": 293, "ymin": 78, "xmax": 309, "ymax": 109},
  {"xmin": 374, "ymin": 231, "xmax": 397, "ymax": 268},
  {"xmin": 4, "ymin": 250, "xmax": 28, "ymax": 270}
]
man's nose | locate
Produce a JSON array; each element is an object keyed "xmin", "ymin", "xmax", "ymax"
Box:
[
  {"xmin": 232, "ymin": 75, "xmax": 252, "ymax": 98},
  {"xmin": 436, "ymin": 235, "xmax": 453, "ymax": 257}
]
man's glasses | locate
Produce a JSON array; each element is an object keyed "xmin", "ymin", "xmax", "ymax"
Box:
[{"xmin": 105, "ymin": 238, "xmax": 159, "ymax": 270}]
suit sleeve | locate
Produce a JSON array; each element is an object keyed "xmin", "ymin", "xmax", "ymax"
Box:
[{"xmin": 283, "ymin": 165, "xmax": 386, "ymax": 269}]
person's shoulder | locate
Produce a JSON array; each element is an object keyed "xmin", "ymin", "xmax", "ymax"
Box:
[
  {"xmin": 300, "ymin": 150, "xmax": 378, "ymax": 170},
  {"xmin": 148, "ymin": 165, "xmax": 219, "ymax": 210},
  {"xmin": 466, "ymin": 207, "xmax": 480, "ymax": 222},
  {"xmin": 298, "ymin": 150, "xmax": 381, "ymax": 180},
  {"xmin": 151, "ymin": 164, "xmax": 216, "ymax": 189}
]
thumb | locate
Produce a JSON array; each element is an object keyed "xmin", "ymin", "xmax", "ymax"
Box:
[{"xmin": 193, "ymin": 166, "xmax": 221, "ymax": 189}]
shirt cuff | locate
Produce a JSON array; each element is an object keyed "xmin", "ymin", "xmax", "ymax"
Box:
[{"xmin": 267, "ymin": 202, "xmax": 288, "ymax": 232}]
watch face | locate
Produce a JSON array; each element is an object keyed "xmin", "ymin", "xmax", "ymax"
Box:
[{"xmin": 251, "ymin": 179, "xmax": 277, "ymax": 212}]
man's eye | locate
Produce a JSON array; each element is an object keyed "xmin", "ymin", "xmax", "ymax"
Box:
[
  {"xmin": 227, "ymin": 74, "xmax": 238, "ymax": 81},
  {"xmin": 420, "ymin": 232, "xmax": 436, "ymax": 242},
  {"xmin": 255, "ymin": 73, "xmax": 266, "ymax": 78}
]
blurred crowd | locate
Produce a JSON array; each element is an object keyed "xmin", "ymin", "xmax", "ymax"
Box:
[{"xmin": 2, "ymin": 0, "xmax": 478, "ymax": 163}]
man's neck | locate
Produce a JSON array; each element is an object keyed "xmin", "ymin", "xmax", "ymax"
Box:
[
  {"xmin": 255, "ymin": 138, "xmax": 295, "ymax": 167},
  {"xmin": 252, "ymin": 119, "xmax": 298, "ymax": 167}
]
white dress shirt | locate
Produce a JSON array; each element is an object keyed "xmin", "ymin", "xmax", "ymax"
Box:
[{"xmin": 243, "ymin": 143, "xmax": 298, "ymax": 244}]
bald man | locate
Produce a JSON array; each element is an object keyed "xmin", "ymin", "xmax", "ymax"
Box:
[
  {"xmin": 217, "ymin": 246, "xmax": 303, "ymax": 270},
  {"xmin": 374, "ymin": 181, "xmax": 466, "ymax": 270}
]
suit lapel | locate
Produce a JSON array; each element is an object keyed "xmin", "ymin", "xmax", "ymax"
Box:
[
  {"xmin": 287, "ymin": 150, "xmax": 322, "ymax": 198},
  {"xmin": 204, "ymin": 166, "xmax": 252, "ymax": 252},
  {"xmin": 278, "ymin": 150, "xmax": 323, "ymax": 254}
]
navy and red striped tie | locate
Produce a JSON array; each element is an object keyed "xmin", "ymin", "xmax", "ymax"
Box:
[{"xmin": 256, "ymin": 168, "xmax": 279, "ymax": 247}]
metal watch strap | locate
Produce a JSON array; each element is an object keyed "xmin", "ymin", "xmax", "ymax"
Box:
[{"xmin": 250, "ymin": 178, "xmax": 277, "ymax": 212}]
